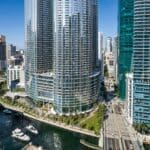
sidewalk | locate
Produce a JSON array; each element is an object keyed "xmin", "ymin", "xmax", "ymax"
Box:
[
  {"xmin": 0, "ymin": 102, "xmax": 99, "ymax": 138},
  {"xmin": 122, "ymin": 105, "xmax": 145, "ymax": 150}
]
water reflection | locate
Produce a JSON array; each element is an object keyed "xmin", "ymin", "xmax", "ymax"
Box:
[{"xmin": 0, "ymin": 109, "xmax": 98, "ymax": 150}]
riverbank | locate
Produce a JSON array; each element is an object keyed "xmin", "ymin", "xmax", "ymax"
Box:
[
  {"xmin": 0, "ymin": 101, "xmax": 99, "ymax": 138},
  {"xmin": 0, "ymin": 107, "xmax": 98, "ymax": 150}
]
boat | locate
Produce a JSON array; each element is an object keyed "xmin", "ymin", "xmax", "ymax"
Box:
[
  {"xmin": 11, "ymin": 128, "xmax": 30, "ymax": 142},
  {"xmin": 12, "ymin": 128, "xmax": 23, "ymax": 136},
  {"xmin": 25, "ymin": 125, "xmax": 38, "ymax": 134},
  {"xmin": 12, "ymin": 134, "xmax": 30, "ymax": 142},
  {"xmin": 3, "ymin": 109, "xmax": 12, "ymax": 114}
]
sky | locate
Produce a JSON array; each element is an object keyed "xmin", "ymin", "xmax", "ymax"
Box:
[{"xmin": 0, "ymin": 0, "xmax": 118, "ymax": 48}]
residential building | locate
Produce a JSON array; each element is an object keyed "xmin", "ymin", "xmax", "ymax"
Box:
[
  {"xmin": 104, "ymin": 52, "xmax": 115, "ymax": 79},
  {"xmin": 126, "ymin": 73, "xmax": 133, "ymax": 124},
  {"xmin": 118, "ymin": 0, "xmax": 134, "ymax": 100},
  {"xmin": 112, "ymin": 37, "xmax": 118, "ymax": 84},
  {"xmin": 133, "ymin": 0, "xmax": 150, "ymax": 124},
  {"xmin": 7, "ymin": 63, "xmax": 25, "ymax": 90},
  {"xmin": 103, "ymin": 36, "xmax": 117, "ymax": 91},
  {"xmin": 98, "ymin": 32, "xmax": 103, "ymax": 64},
  {"xmin": 25, "ymin": 0, "xmax": 100, "ymax": 115},
  {"xmin": 8, "ymin": 55, "xmax": 24, "ymax": 66},
  {"xmin": 7, "ymin": 53, "xmax": 25, "ymax": 90},
  {"xmin": 25, "ymin": 0, "xmax": 54, "ymax": 103},
  {"xmin": 104, "ymin": 50, "xmax": 115, "ymax": 91},
  {"xmin": 0, "ymin": 35, "xmax": 6, "ymax": 71},
  {"xmin": 53, "ymin": 0, "xmax": 100, "ymax": 114},
  {"xmin": 105, "ymin": 37, "xmax": 112, "ymax": 53},
  {"xmin": 98, "ymin": 32, "xmax": 104, "ymax": 77},
  {"xmin": 6, "ymin": 44, "xmax": 16, "ymax": 62}
]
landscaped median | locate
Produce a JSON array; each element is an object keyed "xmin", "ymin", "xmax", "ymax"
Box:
[
  {"xmin": 0, "ymin": 97, "xmax": 105, "ymax": 136},
  {"xmin": 80, "ymin": 104, "xmax": 105, "ymax": 135}
]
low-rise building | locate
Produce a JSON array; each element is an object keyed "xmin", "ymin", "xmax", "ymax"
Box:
[
  {"xmin": 104, "ymin": 51, "xmax": 115, "ymax": 91},
  {"xmin": 8, "ymin": 55, "xmax": 24, "ymax": 66},
  {"xmin": 6, "ymin": 44, "xmax": 16, "ymax": 61},
  {"xmin": 7, "ymin": 63, "xmax": 25, "ymax": 90}
]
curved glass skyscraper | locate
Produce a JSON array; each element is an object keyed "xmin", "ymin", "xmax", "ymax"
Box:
[
  {"xmin": 25, "ymin": 0, "xmax": 100, "ymax": 115},
  {"xmin": 53, "ymin": 0, "xmax": 99, "ymax": 114},
  {"xmin": 133, "ymin": 0, "xmax": 150, "ymax": 124}
]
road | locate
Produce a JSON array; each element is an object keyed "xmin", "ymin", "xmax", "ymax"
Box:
[{"xmin": 104, "ymin": 101, "xmax": 140, "ymax": 150}]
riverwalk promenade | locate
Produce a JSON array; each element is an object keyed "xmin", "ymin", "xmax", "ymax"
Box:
[
  {"xmin": 0, "ymin": 102, "xmax": 99, "ymax": 138},
  {"xmin": 80, "ymin": 139, "xmax": 102, "ymax": 150}
]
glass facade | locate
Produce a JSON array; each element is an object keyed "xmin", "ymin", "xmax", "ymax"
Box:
[
  {"xmin": 118, "ymin": 0, "xmax": 134, "ymax": 100},
  {"xmin": 25, "ymin": 0, "xmax": 54, "ymax": 102},
  {"xmin": 0, "ymin": 35, "xmax": 6, "ymax": 71},
  {"xmin": 25, "ymin": 0, "xmax": 100, "ymax": 115},
  {"xmin": 133, "ymin": 0, "xmax": 150, "ymax": 124},
  {"xmin": 53, "ymin": 0, "xmax": 100, "ymax": 114}
]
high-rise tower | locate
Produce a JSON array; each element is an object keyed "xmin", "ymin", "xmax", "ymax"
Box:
[
  {"xmin": 98, "ymin": 32, "xmax": 104, "ymax": 76},
  {"xmin": 118, "ymin": 0, "xmax": 134, "ymax": 100},
  {"xmin": 133, "ymin": 0, "xmax": 150, "ymax": 124},
  {"xmin": 25, "ymin": 0, "xmax": 54, "ymax": 102},
  {"xmin": 53, "ymin": 0, "xmax": 100, "ymax": 114},
  {"xmin": 105, "ymin": 37, "xmax": 112, "ymax": 53},
  {"xmin": 98, "ymin": 32, "xmax": 103, "ymax": 64},
  {"xmin": 25, "ymin": 0, "xmax": 100, "ymax": 115},
  {"xmin": 0, "ymin": 35, "xmax": 6, "ymax": 71}
]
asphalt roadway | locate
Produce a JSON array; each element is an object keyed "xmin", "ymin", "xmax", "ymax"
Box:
[{"xmin": 104, "ymin": 103, "xmax": 140, "ymax": 150}]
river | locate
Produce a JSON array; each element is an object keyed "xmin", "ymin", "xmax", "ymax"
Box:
[{"xmin": 0, "ymin": 108, "xmax": 98, "ymax": 150}]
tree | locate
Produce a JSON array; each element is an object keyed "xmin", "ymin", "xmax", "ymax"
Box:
[
  {"xmin": 114, "ymin": 84, "xmax": 119, "ymax": 97},
  {"xmin": 133, "ymin": 123, "xmax": 150, "ymax": 134},
  {"xmin": 100, "ymin": 81, "xmax": 107, "ymax": 100}
]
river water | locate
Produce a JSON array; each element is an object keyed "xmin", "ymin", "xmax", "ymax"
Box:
[{"xmin": 0, "ymin": 109, "xmax": 98, "ymax": 150}]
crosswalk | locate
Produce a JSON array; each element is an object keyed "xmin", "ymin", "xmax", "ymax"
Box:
[{"xmin": 104, "ymin": 111, "xmax": 140, "ymax": 150}]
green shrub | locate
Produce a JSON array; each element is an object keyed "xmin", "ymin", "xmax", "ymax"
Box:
[{"xmin": 80, "ymin": 104, "xmax": 105, "ymax": 135}]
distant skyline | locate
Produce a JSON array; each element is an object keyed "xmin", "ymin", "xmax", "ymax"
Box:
[{"xmin": 0, "ymin": 0, "xmax": 118, "ymax": 48}]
